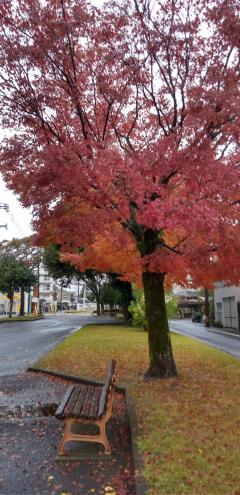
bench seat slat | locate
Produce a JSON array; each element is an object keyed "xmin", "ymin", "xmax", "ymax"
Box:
[
  {"xmin": 64, "ymin": 385, "xmax": 82, "ymax": 417},
  {"xmin": 72, "ymin": 384, "xmax": 88, "ymax": 417},
  {"xmin": 55, "ymin": 384, "xmax": 75, "ymax": 418},
  {"xmin": 89, "ymin": 387, "xmax": 102, "ymax": 419},
  {"xmin": 80, "ymin": 386, "xmax": 96, "ymax": 418}
]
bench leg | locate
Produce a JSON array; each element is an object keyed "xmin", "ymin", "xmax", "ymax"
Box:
[
  {"xmin": 57, "ymin": 418, "xmax": 111, "ymax": 455},
  {"xmin": 58, "ymin": 419, "xmax": 73, "ymax": 455},
  {"xmin": 98, "ymin": 421, "xmax": 111, "ymax": 455}
]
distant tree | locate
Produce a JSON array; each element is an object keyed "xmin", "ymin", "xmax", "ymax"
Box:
[
  {"xmin": 102, "ymin": 284, "xmax": 122, "ymax": 314},
  {"xmin": 0, "ymin": 237, "xmax": 42, "ymax": 315},
  {"xmin": 0, "ymin": 237, "xmax": 42, "ymax": 268},
  {"xmin": 0, "ymin": 255, "xmax": 37, "ymax": 317},
  {"xmin": 108, "ymin": 274, "xmax": 133, "ymax": 322},
  {"xmin": 43, "ymin": 244, "xmax": 107, "ymax": 315},
  {"xmin": 43, "ymin": 243, "xmax": 76, "ymax": 286}
]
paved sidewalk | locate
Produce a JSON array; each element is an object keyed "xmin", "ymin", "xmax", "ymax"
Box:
[
  {"xmin": 0, "ymin": 372, "xmax": 135, "ymax": 495},
  {"xmin": 207, "ymin": 325, "xmax": 240, "ymax": 338}
]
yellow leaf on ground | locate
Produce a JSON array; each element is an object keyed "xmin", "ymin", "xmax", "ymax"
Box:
[{"xmin": 104, "ymin": 486, "xmax": 116, "ymax": 494}]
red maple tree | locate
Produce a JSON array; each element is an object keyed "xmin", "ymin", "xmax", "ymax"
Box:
[{"xmin": 0, "ymin": 0, "xmax": 240, "ymax": 377}]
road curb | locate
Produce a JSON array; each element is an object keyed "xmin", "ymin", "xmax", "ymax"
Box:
[
  {"xmin": 0, "ymin": 316, "xmax": 44, "ymax": 324},
  {"xmin": 207, "ymin": 328, "xmax": 240, "ymax": 340},
  {"xmin": 27, "ymin": 366, "xmax": 126, "ymax": 394},
  {"xmin": 27, "ymin": 367, "xmax": 147, "ymax": 494},
  {"xmin": 126, "ymin": 392, "xmax": 148, "ymax": 495}
]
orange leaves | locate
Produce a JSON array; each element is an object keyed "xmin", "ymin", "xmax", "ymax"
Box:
[{"xmin": 60, "ymin": 222, "xmax": 141, "ymax": 284}]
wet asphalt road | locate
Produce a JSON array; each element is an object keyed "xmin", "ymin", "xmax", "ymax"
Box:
[
  {"xmin": 0, "ymin": 314, "xmax": 115, "ymax": 376},
  {"xmin": 170, "ymin": 319, "xmax": 240, "ymax": 360},
  {"xmin": 1, "ymin": 314, "xmax": 240, "ymax": 377}
]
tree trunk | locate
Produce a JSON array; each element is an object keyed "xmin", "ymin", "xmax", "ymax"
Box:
[
  {"xmin": 96, "ymin": 298, "xmax": 101, "ymax": 316},
  {"xmin": 109, "ymin": 303, "xmax": 115, "ymax": 316},
  {"xmin": 119, "ymin": 281, "xmax": 133, "ymax": 323},
  {"xmin": 204, "ymin": 288, "xmax": 210, "ymax": 327},
  {"xmin": 60, "ymin": 283, "xmax": 63, "ymax": 312},
  {"xmin": 142, "ymin": 271, "xmax": 177, "ymax": 378},
  {"xmin": 9, "ymin": 294, "xmax": 14, "ymax": 318},
  {"xmin": 19, "ymin": 287, "xmax": 25, "ymax": 316},
  {"xmin": 28, "ymin": 287, "xmax": 31, "ymax": 315},
  {"xmin": 101, "ymin": 301, "xmax": 105, "ymax": 315}
]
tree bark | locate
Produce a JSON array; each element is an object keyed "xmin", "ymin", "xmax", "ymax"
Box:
[
  {"xmin": 28, "ymin": 287, "xmax": 31, "ymax": 315},
  {"xmin": 142, "ymin": 271, "xmax": 177, "ymax": 378},
  {"xmin": 19, "ymin": 287, "xmax": 25, "ymax": 316},
  {"xmin": 119, "ymin": 281, "xmax": 133, "ymax": 322},
  {"xmin": 9, "ymin": 294, "xmax": 14, "ymax": 318},
  {"xmin": 204, "ymin": 288, "xmax": 210, "ymax": 327},
  {"xmin": 96, "ymin": 298, "xmax": 101, "ymax": 315}
]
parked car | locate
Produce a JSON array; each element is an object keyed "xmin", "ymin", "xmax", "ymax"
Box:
[{"xmin": 192, "ymin": 312, "xmax": 203, "ymax": 323}]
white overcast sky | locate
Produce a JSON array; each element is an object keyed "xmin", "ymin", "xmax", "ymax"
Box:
[{"xmin": 0, "ymin": 175, "xmax": 33, "ymax": 242}]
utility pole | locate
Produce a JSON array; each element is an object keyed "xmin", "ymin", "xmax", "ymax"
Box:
[
  {"xmin": 0, "ymin": 203, "xmax": 9, "ymax": 212},
  {"xmin": 0, "ymin": 204, "xmax": 9, "ymax": 231}
]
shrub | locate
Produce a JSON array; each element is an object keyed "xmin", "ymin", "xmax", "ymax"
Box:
[
  {"xmin": 129, "ymin": 286, "xmax": 178, "ymax": 327},
  {"xmin": 128, "ymin": 286, "xmax": 146, "ymax": 327}
]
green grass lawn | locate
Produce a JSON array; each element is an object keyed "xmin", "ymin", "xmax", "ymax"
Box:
[
  {"xmin": 0, "ymin": 314, "xmax": 44, "ymax": 323},
  {"xmin": 34, "ymin": 324, "xmax": 240, "ymax": 495}
]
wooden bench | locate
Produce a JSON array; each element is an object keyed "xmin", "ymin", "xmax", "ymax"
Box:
[{"xmin": 55, "ymin": 359, "xmax": 116, "ymax": 455}]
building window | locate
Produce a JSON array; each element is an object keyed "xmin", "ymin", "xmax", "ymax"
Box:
[
  {"xmin": 41, "ymin": 284, "xmax": 50, "ymax": 291},
  {"xmin": 223, "ymin": 297, "xmax": 237, "ymax": 329}
]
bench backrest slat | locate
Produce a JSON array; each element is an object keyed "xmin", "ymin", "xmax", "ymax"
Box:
[
  {"xmin": 106, "ymin": 359, "xmax": 116, "ymax": 388},
  {"xmin": 98, "ymin": 359, "xmax": 116, "ymax": 418}
]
